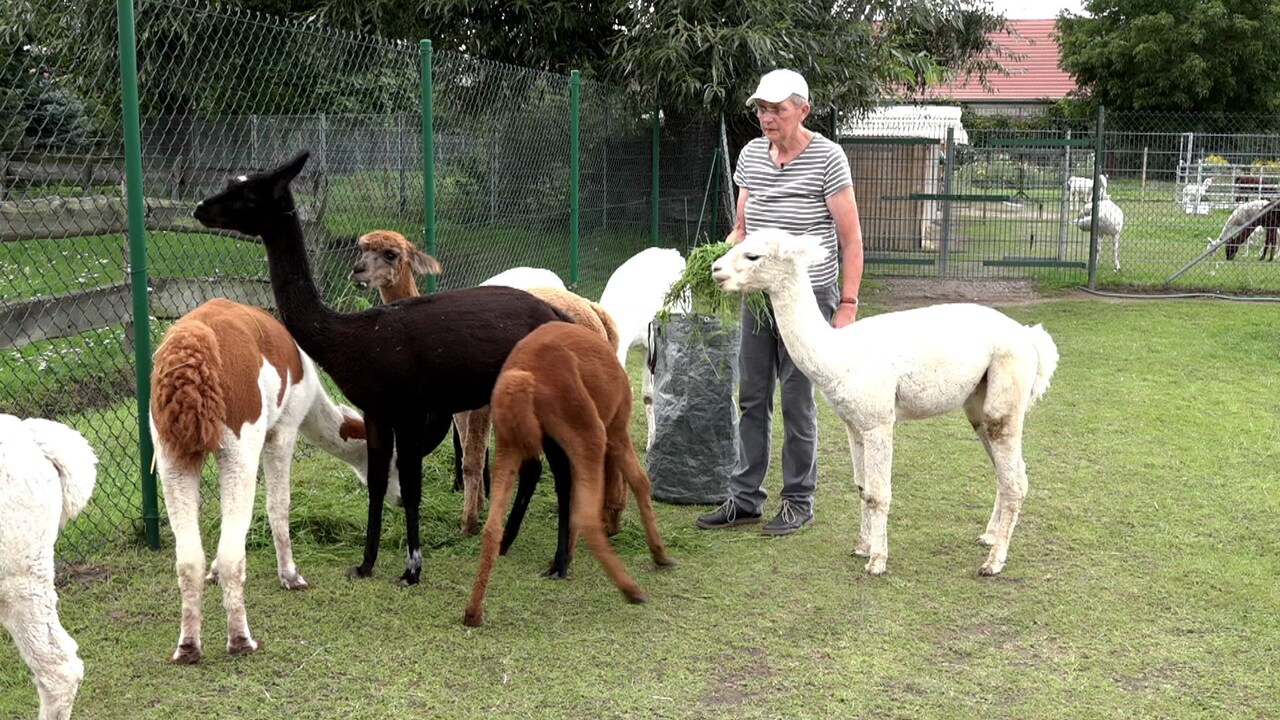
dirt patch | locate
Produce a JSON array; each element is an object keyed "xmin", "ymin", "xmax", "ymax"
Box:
[
  {"xmin": 865, "ymin": 278, "xmax": 1048, "ymax": 312},
  {"xmin": 56, "ymin": 562, "xmax": 111, "ymax": 586},
  {"xmin": 698, "ymin": 646, "xmax": 775, "ymax": 713}
]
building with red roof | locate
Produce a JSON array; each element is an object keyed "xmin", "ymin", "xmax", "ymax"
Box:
[{"xmin": 922, "ymin": 19, "xmax": 1080, "ymax": 116}]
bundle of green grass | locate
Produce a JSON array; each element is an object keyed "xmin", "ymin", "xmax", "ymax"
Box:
[{"xmin": 660, "ymin": 241, "xmax": 768, "ymax": 323}]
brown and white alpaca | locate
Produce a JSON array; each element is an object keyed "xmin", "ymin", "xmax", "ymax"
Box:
[
  {"xmin": 150, "ymin": 298, "xmax": 398, "ymax": 663},
  {"xmin": 352, "ymin": 230, "xmax": 621, "ymax": 577},
  {"xmin": 463, "ymin": 322, "xmax": 674, "ymax": 627}
]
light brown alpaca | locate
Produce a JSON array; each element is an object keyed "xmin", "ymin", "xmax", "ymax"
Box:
[
  {"xmin": 351, "ymin": 230, "xmax": 620, "ymax": 538},
  {"xmin": 463, "ymin": 322, "xmax": 674, "ymax": 627}
]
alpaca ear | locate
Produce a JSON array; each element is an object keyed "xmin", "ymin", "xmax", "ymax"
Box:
[
  {"xmin": 270, "ymin": 151, "xmax": 310, "ymax": 198},
  {"xmin": 409, "ymin": 247, "xmax": 442, "ymax": 276},
  {"xmin": 792, "ymin": 234, "xmax": 830, "ymax": 267}
]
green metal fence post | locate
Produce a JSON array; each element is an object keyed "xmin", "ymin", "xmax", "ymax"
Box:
[
  {"xmin": 569, "ymin": 70, "xmax": 581, "ymax": 286},
  {"xmin": 117, "ymin": 0, "xmax": 159, "ymax": 550},
  {"xmin": 940, "ymin": 126, "xmax": 955, "ymax": 277},
  {"xmin": 420, "ymin": 39, "xmax": 437, "ymax": 293},
  {"xmin": 1088, "ymin": 105, "xmax": 1107, "ymax": 289},
  {"xmin": 651, "ymin": 102, "xmax": 660, "ymax": 247}
]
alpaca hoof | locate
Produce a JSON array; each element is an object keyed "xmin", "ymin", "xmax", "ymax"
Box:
[
  {"xmin": 852, "ymin": 542, "xmax": 871, "ymax": 558},
  {"xmin": 461, "ymin": 520, "xmax": 479, "ymax": 536},
  {"xmin": 462, "ymin": 609, "xmax": 484, "ymax": 627},
  {"xmin": 171, "ymin": 640, "xmax": 202, "ymax": 665},
  {"xmin": 979, "ymin": 561, "xmax": 1004, "ymax": 576},
  {"xmin": 279, "ymin": 573, "xmax": 310, "ymax": 591},
  {"xmin": 977, "ymin": 533, "xmax": 996, "ymax": 547},
  {"xmin": 227, "ymin": 635, "xmax": 260, "ymax": 656},
  {"xmin": 623, "ymin": 589, "xmax": 648, "ymax": 605},
  {"xmin": 395, "ymin": 570, "xmax": 420, "ymax": 586},
  {"xmin": 204, "ymin": 569, "xmax": 220, "ymax": 586},
  {"xmin": 542, "ymin": 566, "xmax": 570, "ymax": 581},
  {"xmin": 346, "ymin": 565, "xmax": 373, "ymax": 580},
  {"xmin": 654, "ymin": 554, "xmax": 677, "ymax": 568},
  {"xmin": 864, "ymin": 556, "xmax": 887, "ymax": 576}
]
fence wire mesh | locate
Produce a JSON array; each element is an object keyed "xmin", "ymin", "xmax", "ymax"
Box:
[{"xmin": 1, "ymin": 1, "xmax": 144, "ymax": 557}]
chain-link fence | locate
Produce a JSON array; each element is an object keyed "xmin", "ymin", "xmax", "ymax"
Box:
[
  {"xmin": 840, "ymin": 107, "xmax": 1280, "ymax": 290},
  {"xmin": 1, "ymin": 0, "xmax": 724, "ymax": 560}
]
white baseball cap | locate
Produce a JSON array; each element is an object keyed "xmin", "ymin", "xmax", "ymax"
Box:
[{"xmin": 746, "ymin": 69, "xmax": 810, "ymax": 106}]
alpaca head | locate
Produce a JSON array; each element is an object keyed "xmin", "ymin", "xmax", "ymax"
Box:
[
  {"xmin": 711, "ymin": 229, "xmax": 828, "ymax": 293},
  {"xmin": 350, "ymin": 230, "xmax": 442, "ymax": 289},
  {"xmin": 193, "ymin": 151, "xmax": 310, "ymax": 237}
]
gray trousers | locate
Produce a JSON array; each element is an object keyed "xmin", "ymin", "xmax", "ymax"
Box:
[{"xmin": 728, "ymin": 283, "xmax": 840, "ymax": 516}]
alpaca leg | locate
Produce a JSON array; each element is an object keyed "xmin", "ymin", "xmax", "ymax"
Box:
[
  {"xmin": 1, "ymin": 585, "xmax": 84, "ymax": 720},
  {"xmin": 642, "ymin": 365, "xmax": 656, "ymax": 453},
  {"xmin": 964, "ymin": 393, "xmax": 1002, "ymax": 546},
  {"xmin": 263, "ymin": 426, "xmax": 308, "ymax": 590},
  {"xmin": 1112, "ymin": 232, "xmax": 1121, "ymax": 271},
  {"xmin": 450, "ymin": 421, "xmax": 465, "ymax": 493},
  {"xmin": 499, "ymin": 457, "xmax": 541, "ymax": 556},
  {"xmin": 158, "ymin": 457, "xmax": 205, "ymax": 663},
  {"xmin": 859, "ymin": 425, "xmax": 895, "ymax": 576},
  {"xmin": 608, "ymin": 430, "xmax": 674, "ymax": 568},
  {"xmin": 463, "ymin": 452, "xmax": 522, "ymax": 627},
  {"xmin": 844, "ymin": 426, "xmax": 871, "ymax": 557},
  {"xmin": 459, "ymin": 406, "xmax": 492, "ymax": 536},
  {"xmin": 395, "ymin": 415, "xmax": 449, "ymax": 586},
  {"xmin": 543, "ymin": 439, "xmax": 575, "ymax": 580},
  {"xmin": 977, "ymin": 357, "xmax": 1035, "ymax": 575},
  {"xmin": 350, "ymin": 418, "xmax": 393, "ymax": 579},
  {"xmin": 214, "ymin": 431, "xmax": 262, "ymax": 656},
  {"xmin": 601, "ymin": 449, "xmax": 627, "ymax": 537},
  {"xmin": 979, "ymin": 419, "xmax": 1028, "ymax": 577},
  {"xmin": 569, "ymin": 447, "xmax": 648, "ymax": 603}
]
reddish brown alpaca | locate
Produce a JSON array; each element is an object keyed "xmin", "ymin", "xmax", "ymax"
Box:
[
  {"xmin": 464, "ymin": 322, "xmax": 674, "ymax": 627},
  {"xmin": 353, "ymin": 230, "xmax": 625, "ymax": 578}
]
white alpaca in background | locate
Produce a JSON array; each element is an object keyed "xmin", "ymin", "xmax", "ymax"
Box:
[
  {"xmin": 598, "ymin": 247, "xmax": 688, "ymax": 451},
  {"xmin": 711, "ymin": 230, "xmax": 1058, "ymax": 576},
  {"xmin": 1067, "ymin": 174, "xmax": 1107, "ymax": 206},
  {"xmin": 480, "ymin": 266, "xmax": 567, "ymax": 291},
  {"xmin": 0, "ymin": 414, "xmax": 97, "ymax": 720},
  {"xmin": 1076, "ymin": 193, "xmax": 1125, "ymax": 271}
]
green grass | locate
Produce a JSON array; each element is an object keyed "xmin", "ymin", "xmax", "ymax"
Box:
[{"xmin": 3, "ymin": 298, "xmax": 1279, "ymax": 718}]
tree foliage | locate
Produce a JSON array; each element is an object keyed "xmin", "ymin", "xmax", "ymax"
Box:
[
  {"xmin": 608, "ymin": 0, "xmax": 1007, "ymax": 153},
  {"xmin": 1057, "ymin": 0, "xmax": 1280, "ymax": 114}
]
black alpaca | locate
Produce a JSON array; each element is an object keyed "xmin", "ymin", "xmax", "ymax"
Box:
[{"xmin": 193, "ymin": 151, "xmax": 571, "ymax": 585}]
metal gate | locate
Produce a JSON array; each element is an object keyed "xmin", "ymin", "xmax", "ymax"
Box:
[{"xmin": 841, "ymin": 127, "xmax": 1100, "ymax": 284}]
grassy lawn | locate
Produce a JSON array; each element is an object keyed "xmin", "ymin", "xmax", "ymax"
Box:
[{"xmin": 2, "ymin": 297, "xmax": 1278, "ymax": 718}]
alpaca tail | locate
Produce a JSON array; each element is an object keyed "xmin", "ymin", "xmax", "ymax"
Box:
[
  {"xmin": 491, "ymin": 369, "xmax": 543, "ymax": 459},
  {"xmin": 22, "ymin": 418, "xmax": 98, "ymax": 528},
  {"xmin": 1026, "ymin": 323, "xmax": 1059, "ymax": 406},
  {"xmin": 151, "ymin": 320, "xmax": 227, "ymax": 471}
]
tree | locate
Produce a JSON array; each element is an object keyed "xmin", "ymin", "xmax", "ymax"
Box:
[
  {"xmin": 1057, "ymin": 0, "xmax": 1280, "ymax": 114},
  {"xmin": 608, "ymin": 0, "xmax": 1008, "ymax": 155}
]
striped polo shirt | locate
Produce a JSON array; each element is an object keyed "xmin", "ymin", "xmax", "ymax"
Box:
[{"xmin": 732, "ymin": 132, "xmax": 852, "ymax": 287}]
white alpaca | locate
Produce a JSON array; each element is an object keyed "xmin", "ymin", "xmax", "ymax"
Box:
[
  {"xmin": 598, "ymin": 247, "xmax": 688, "ymax": 451},
  {"xmin": 1076, "ymin": 194, "xmax": 1125, "ymax": 271},
  {"xmin": 0, "ymin": 414, "xmax": 96, "ymax": 720},
  {"xmin": 480, "ymin": 266, "xmax": 567, "ymax": 291},
  {"xmin": 1067, "ymin": 174, "xmax": 1107, "ymax": 206},
  {"xmin": 711, "ymin": 230, "xmax": 1058, "ymax": 576},
  {"xmin": 150, "ymin": 299, "xmax": 399, "ymax": 664}
]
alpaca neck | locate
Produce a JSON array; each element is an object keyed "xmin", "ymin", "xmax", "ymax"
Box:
[
  {"xmin": 261, "ymin": 210, "xmax": 337, "ymax": 351},
  {"xmin": 766, "ymin": 273, "xmax": 841, "ymax": 386},
  {"xmin": 299, "ymin": 393, "xmax": 365, "ymax": 473},
  {"xmin": 377, "ymin": 273, "xmax": 419, "ymax": 304}
]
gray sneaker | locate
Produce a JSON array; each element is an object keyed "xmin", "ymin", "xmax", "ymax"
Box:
[
  {"xmin": 761, "ymin": 500, "xmax": 813, "ymax": 536},
  {"xmin": 696, "ymin": 499, "xmax": 762, "ymax": 529}
]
